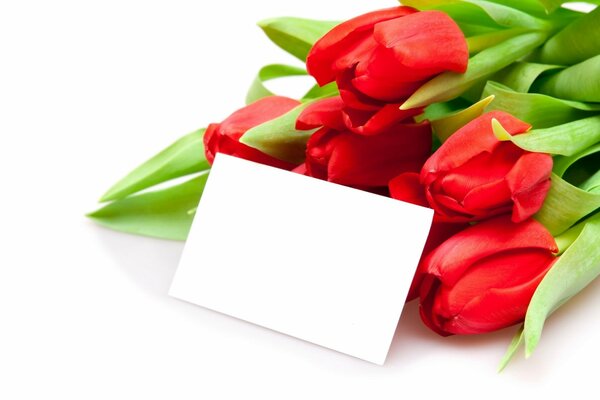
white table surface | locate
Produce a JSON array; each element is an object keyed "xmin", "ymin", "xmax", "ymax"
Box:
[{"xmin": 2, "ymin": 1, "xmax": 599, "ymax": 398}]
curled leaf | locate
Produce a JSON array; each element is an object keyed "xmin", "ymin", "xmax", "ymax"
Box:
[
  {"xmin": 492, "ymin": 115, "xmax": 600, "ymax": 156},
  {"xmin": 483, "ymin": 81, "xmax": 600, "ymax": 128},
  {"xmin": 538, "ymin": 7, "xmax": 600, "ymax": 66},
  {"xmin": 246, "ymin": 64, "xmax": 308, "ymax": 105},
  {"xmin": 536, "ymin": 54, "xmax": 600, "ymax": 102},
  {"xmin": 493, "ymin": 61, "xmax": 562, "ymax": 93}
]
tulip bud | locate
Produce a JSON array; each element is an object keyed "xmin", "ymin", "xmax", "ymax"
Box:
[
  {"xmin": 419, "ymin": 216, "xmax": 558, "ymax": 336},
  {"xmin": 421, "ymin": 111, "xmax": 553, "ymax": 223}
]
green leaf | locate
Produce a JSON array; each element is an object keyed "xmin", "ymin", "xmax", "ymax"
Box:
[
  {"xmin": 523, "ymin": 213, "xmax": 600, "ymax": 357},
  {"xmin": 301, "ymin": 81, "xmax": 338, "ymax": 101},
  {"xmin": 538, "ymin": 7, "xmax": 600, "ymax": 66},
  {"xmin": 498, "ymin": 325, "xmax": 524, "ymax": 372},
  {"xmin": 582, "ymin": 169, "xmax": 600, "ymax": 193},
  {"xmin": 100, "ymin": 128, "xmax": 208, "ymax": 202},
  {"xmin": 466, "ymin": 28, "xmax": 530, "ymax": 55},
  {"xmin": 493, "ymin": 61, "xmax": 562, "ymax": 93},
  {"xmin": 401, "ymin": 0, "xmax": 548, "ymax": 29},
  {"xmin": 258, "ymin": 17, "xmax": 339, "ymax": 61},
  {"xmin": 487, "ymin": 0, "xmax": 547, "ymax": 16},
  {"xmin": 483, "ymin": 81, "xmax": 600, "ymax": 128},
  {"xmin": 532, "ymin": 173, "xmax": 600, "ymax": 235},
  {"xmin": 401, "ymin": 31, "xmax": 547, "ymax": 110},
  {"xmin": 464, "ymin": 0, "xmax": 550, "ymax": 29},
  {"xmin": 431, "ymin": 95, "xmax": 494, "ymax": 142},
  {"xmin": 535, "ymin": 54, "xmax": 600, "ymax": 102},
  {"xmin": 88, "ymin": 173, "xmax": 208, "ymax": 241},
  {"xmin": 492, "ymin": 115, "xmax": 600, "ymax": 156},
  {"xmin": 246, "ymin": 64, "xmax": 308, "ymax": 105},
  {"xmin": 240, "ymin": 102, "xmax": 318, "ymax": 164},
  {"xmin": 554, "ymin": 143, "xmax": 600, "ymax": 177}
]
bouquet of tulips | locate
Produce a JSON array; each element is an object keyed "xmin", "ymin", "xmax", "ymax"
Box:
[{"xmin": 89, "ymin": 0, "xmax": 600, "ymax": 369}]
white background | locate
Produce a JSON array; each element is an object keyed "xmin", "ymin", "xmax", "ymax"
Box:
[{"xmin": 1, "ymin": 1, "xmax": 599, "ymax": 399}]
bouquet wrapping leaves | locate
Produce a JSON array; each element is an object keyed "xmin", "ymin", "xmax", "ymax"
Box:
[{"xmin": 89, "ymin": 0, "xmax": 600, "ymax": 369}]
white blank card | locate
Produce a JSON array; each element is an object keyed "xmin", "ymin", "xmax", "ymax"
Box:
[{"xmin": 169, "ymin": 153, "xmax": 433, "ymax": 365}]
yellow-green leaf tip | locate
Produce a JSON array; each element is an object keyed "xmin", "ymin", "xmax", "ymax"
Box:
[{"xmin": 492, "ymin": 118, "xmax": 513, "ymax": 141}]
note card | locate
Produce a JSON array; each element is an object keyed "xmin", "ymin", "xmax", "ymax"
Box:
[{"xmin": 169, "ymin": 153, "xmax": 433, "ymax": 364}]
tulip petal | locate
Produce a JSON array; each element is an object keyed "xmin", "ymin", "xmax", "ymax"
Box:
[
  {"xmin": 438, "ymin": 144, "xmax": 520, "ymax": 201},
  {"xmin": 389, "ymin": 172, "xmax": 428, "ymax": 206},
  {"xmin": 325, "ymin": 122, "xmax": 432, "ymax": 187},
  {"xmin": 342, "ymin": 103, "xmax": 423, "ymax": 135},
  {"xmin": 423, "ymin": 216, "xmax": 557, "ymax": 287},
  {"xmin": 337, "ymin": 67, "xmax": 385, "ymax": 111},
  {"xmin": 296, "ymin": 97, "xmax": 346, "ymax": 131},
  {"xmin": 461, "ymin": 179, "xmax": 512, "ymax": 216},
  {"xmin": 421, "ymin": 111, "xmax": 530, "ymax": 181},
  {"xmin": 306, "ymin": 6, "xmax": 416, "ymax": 85},
  {"xmin": 373, "ymin": 10, "xmax": 468, "ymax": 72},
  {"xmin": 505, "ymin": 152, "xmax": 553, "ymax": 222},
  {"xmin": 439, "ymin": 249, "xmax": 554, "ymax": 314},
  {"xmin": 428, "ymin": 192, "xmax": 472, "ymax": 220},
  {"xmin": 407, "ymin": 221, "xmax": 468, "ymax": 302}
]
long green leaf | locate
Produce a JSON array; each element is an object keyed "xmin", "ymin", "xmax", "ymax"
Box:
[
  {"xmin": 493, "ymin": 61, "xmax": 562, "ymax": 93},
  {"xmin": 258, "ymin": 17, "xmax": 339, "ymax": 61},
  {"xmin": 492, "ymin": 115, "xmax": 600, "ymax": 156},
  {"xmin": 89, "ymin": 173, "xmax": 208, "ymax": 241},
  {"xmin": 246, "ymin": 64, "xmax": 308, "ymax": 105},
  {"xmin": 464, "ymin": 0, "xmax": 550, "ymax": 29},
  {"xmin": 401, "ymin": 0, "xmax": 548, "ymax": 29},
  {"xmin": 539, "ymin": 7, "xmax": 600, "ymax": 65},
  {"xmin": 523, "ymin": 213, "xmax": 600, "ymax": 357},
  {"xmin": 554, "ymin": 143, "xmax": 600, "ymax": 177},
  {"xmin": 483, "ymin": 82, "xmax": 600, "ymax": 128},
  {"xmin": 466, "ymin": 28, "xmax": 530, "ymax": 55},
  {"xmin": 401, "ymin": 32, "xmax": 547, "ymax": 110},
  {"xmin": 240, "ymin": 102, "xmax": 318, "ymax": 164},
  {"xmin": 533, "ymin": 173, "xmax": 600, "ymax": 235},
  {"xmin": 536, "ymin": 54, "xmax": 600, "ymax": 102},
  {"xmin": 582, "ymin": 169, "xmax": 600, "ymax": 193},
  {"xmin": 100, "ymin": 129, "xmax": 208, "ymax": 202},
  {"xmin": 498, "ymin": 325, "xmax": 524, "ymax": 372}
]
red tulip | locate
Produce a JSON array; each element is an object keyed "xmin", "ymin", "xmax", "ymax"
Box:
[
  {"xmin": 297, "ymin": 97, "xmax": 432, "ymax": 188},
  {"xmin": 418, "ymin": 216, "xmax": 558, "ymax": 336},
  {"xmin": 306, "ymin": 7, "xmax": 468, "ymax": 111},
  {"xmin": 204, "ymin": 96, "xmax": 300, "ymax": 169},
  {"xmin": 389, "ymin": 172, "xmax": 468, "ymax": 301},
  {"xmin": 421, "ymin": 111, "xmax": 553, "ymax": 223}
]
